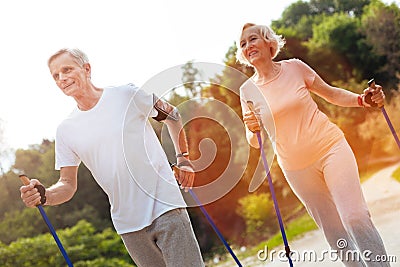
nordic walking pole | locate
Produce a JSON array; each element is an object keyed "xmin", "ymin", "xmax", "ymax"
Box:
[
  {"xmin": 366, "ymin": 79, "xmax": 400, "ymax": 150},
  {"xmin": 19, "ymin": 175, "xmax": 74, "ymax": 267},
  {"xmin": 247, "ymin": 101, "xmax": 294, "ymax": 267},
  {"xmin": 171, "ymin": 164, "xmax": 243, "ymax": 267}
]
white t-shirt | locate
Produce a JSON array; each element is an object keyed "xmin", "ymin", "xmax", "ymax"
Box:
[{"xmin": 55, "ymin": 84, "xmax": 186, "ymax": 234}]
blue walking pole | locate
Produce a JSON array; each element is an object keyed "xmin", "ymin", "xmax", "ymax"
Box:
[
  {"xmin": 366, "ymin": 79, "xmax": 400, "ymax": 150},
  {"xmin": 171, "ymin": 164, "xmax": 243, "ymax": 267},
  {"xmin": 247, "ymin": 101, "xmax": 294, "ymax": 267},
  {"xmin": 20, "ymin": 175, "xmax": 74, "ymax": 267}
]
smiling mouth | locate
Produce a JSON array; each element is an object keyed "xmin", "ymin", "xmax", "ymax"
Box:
[
  {"xmin": 249, "ymin": 51, "xmax": 258, "ymax": 57},
  {"xmin": 63, "ymin": 82, "xmax": 74, "ymax": 90}
]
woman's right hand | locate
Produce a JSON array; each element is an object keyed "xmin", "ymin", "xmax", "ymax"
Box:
[{"xmin": 243, "ymin": 110, "xmax": 261, "ymax": 133}]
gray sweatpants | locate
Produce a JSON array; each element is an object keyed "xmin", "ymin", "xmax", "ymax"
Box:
[
  {"xmin": 121, "ymin": 208, "xmax": 204, "ymax": 267},
  {"xmin": 283, "ymin": 138, "xmax": 390, "ymax": 266}
]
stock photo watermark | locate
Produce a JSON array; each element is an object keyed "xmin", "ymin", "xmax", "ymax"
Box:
[{"xmin": 257, "ymin": 238, "xmax": 397, "ymax": 264}]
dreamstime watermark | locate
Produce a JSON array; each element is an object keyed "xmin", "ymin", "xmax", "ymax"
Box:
[{"xmin": 257, "ymin": 238, "xmax": 398, "ymax": 264}]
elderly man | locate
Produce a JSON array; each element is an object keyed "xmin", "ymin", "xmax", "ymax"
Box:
[{"xmin": 20, "ymin": 48, "xmax": 204, "ymax": 267}]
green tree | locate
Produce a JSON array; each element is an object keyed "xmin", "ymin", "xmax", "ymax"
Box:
[
  {"xmin": 0, "ymin": 140, "xmax": 112, "ymax": 244},
  {"xmin": 309, "ymin": 0, "xmax": 370, "ymax": 15},
  {"xmin": 306, "ymin": 13, "xmax": 370, "ymax": 81},
  {"xmin": 272, "ymin": 0, "xmax": 399, "ymax": 89},
  {"xmin": 13, "ymin": 147, "xmax": 42, "ymax": 177},
  {"xmin": 361, "ymin": 0, "xmax": 400, "ymax": 89},
  {"xmin": 0, "ymin": 208, "xmax": 48, "ymax": 244},
  {"xmin": 0, "ymin": 220, "xmax": 135, "ymax": 267},
  {"xmin": 273, "ymin": 1, "xmax": 313, "ymax": 32},
  {"xmin": 181, "ymin": 60, "xmax": 203, "ymax": 98},
  {"xmin": 236, "ymin": 193, "xmax": 274, "ymax": 243},
  {"xmin": 0, "ymin": 118, "xmax": 8, "ymax": 174}
]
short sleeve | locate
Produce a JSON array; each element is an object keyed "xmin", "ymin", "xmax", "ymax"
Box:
[
  {"xmin": 55, "ymin": 125, "xmax": 81, "ymax": 170},
  {"xmin": 293, "ymin": 59, "xmax": 317, "ymax": 89},
  {"xmin": 129, "ymin": 84, "xmax": 157, "ymax": 118}
]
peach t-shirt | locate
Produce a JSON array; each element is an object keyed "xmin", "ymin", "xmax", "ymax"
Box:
[{"xmin": 240, "ymin": 59, "xmax": 344, "ymax": 171}]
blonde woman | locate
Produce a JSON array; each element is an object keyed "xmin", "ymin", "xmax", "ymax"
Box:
[{"xmin": 237, "ymin": 23, "xmax": 389, "ymax": 267}]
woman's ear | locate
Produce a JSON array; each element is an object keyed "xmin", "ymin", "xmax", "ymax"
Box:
[{"xmin": 269, "ymin": 40, "xmax": 278, "ymax": 58}]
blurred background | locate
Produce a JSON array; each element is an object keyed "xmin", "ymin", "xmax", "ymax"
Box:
[{"xmin": 1, "ymin": 0, "xmax": 399, "ymax": 266}]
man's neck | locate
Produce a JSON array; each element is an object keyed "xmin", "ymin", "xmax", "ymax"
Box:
[{"xmin": 75, "ymin": 85, "xmax": 104, "ymax": 111}]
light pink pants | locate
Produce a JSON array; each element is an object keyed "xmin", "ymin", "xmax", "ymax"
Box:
[{"xmin": 283, "ymin": 138, "xmax": 390, "ymax": 266}]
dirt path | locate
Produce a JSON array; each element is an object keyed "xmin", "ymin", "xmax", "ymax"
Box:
[{"xmin": 215, "ymin": 163, "xmax": 400, "ymax": 267}]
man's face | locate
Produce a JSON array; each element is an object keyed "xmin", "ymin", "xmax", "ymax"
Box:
[{"xmin": 49, "ymin": 53, "xmax": 91, "ymax": 97}]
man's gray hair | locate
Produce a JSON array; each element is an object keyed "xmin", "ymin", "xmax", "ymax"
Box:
[{"xmin": 48, "ymin": 48, "xmax": 89, "ymax": 67}]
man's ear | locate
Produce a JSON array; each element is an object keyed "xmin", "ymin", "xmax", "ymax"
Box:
[{"xmin": 83, "ymin": 63, "xmax": 91, "ymax": 78}]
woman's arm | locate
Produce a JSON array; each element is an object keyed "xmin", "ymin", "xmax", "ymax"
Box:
[
  {"xmin": 309, "ymin": 74, "xmax": 385, "ymax": 107},
  {"xmin": 309, "ymin": 75, "xmax": 361, "ymax": 107}
]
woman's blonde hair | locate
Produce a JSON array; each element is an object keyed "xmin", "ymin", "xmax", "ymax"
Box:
[{"xmin": 236, "ymin": 23, "xmax": 285, "ymax": 66}]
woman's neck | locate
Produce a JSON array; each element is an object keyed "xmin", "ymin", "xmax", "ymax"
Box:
[{"xmin": 253, "ymin": 61, "xmax": 281, "ymax": 84}]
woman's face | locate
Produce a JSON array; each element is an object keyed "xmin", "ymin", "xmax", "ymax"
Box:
[{"xmin": 239, "ymin": 26, "xmax": 272, "ymax": 65}]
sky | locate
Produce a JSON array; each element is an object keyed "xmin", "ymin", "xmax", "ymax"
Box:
[
  {"xmin": 0, "ymin": 0, "xmax": 398, "ymax": 154},
  {"xmin": 0, "ymin": 0, "xmax": 299, "ymax": 153}
]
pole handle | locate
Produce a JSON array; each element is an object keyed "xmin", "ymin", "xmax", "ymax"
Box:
[
  {"xmin": 19, "ymin": 174, "xmax": 31, "ymax": 186},
  {"xmin": 247, "ymin": 100, "xmax": 256, "ymax": 113},
  {"xmin": 19, "ymin": 174, "xmax": 46, "ymax": 205},
  {"xmin": 365, "ymin": 79, "xmax": 383, "ymax": 108},
  {"xmin": 246, "ymin": 100, "xmax": 263, "ymax": 134},
  {"xmin": 171, "ymin": 163, "xmax": 179, "ymax": 173}
]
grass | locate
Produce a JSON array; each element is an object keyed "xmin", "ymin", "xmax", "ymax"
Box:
[
  {"xmin": 249, "ymin": 212, "xmax": 317, "ymax": 256},
  {"xmin": 391, "ymin": 165, "xmax": 400, "ymax": 183},
  {"xmin": 206, "ymin": 212, "xmax": 317, "ymax": 266},
  {"xmin": 359, "ymin": 165, "xmax": 384, "ymax": 183}
]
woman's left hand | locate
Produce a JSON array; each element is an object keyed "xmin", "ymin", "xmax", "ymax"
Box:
[{"xmin": 363, "ymin": 84, "xmax": 385, "ymax": 107}]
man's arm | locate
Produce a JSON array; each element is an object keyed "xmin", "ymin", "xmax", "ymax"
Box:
[
  {"xmin": 164, "ymin": 116, "xmax": 194, "ymax": 192},
  {"xmin": 20, "ymin": 166, "xmax": 78, "ymax": 207},
  {"xmin": 152, "ymin": 97, "xmax": 194, "ymax": 191},
  {"xmin": 164, "ymin": 117, "xmax": 189, "ymax": 161}
]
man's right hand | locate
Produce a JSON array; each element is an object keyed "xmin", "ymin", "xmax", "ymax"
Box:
[{"xmin": 20, "ymin": 179, "xmax": 44, "ymax": 207}]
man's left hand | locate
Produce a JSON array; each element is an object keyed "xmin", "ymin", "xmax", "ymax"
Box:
[{"xmin": 173, "ymin": 164, "xmax": 194, "ymax": 192}]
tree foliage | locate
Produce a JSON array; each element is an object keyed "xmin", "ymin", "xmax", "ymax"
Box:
[
  {"xmin": 236, "ymin": 193, "xmax": 274, "ymax": 243},
  {"xmin": 181, "ymin": 61, "xmax": 203, "ymax": 98},
  {"xmin": 0, "ymin": 140, "xmax": 111, "ymax": 245},
  {"xmin": 273, "ymin": 0, "xmax": 400, "ymax": 89},
  {"xmin": 0, "ymin": 220, "xmax": 135, "ymax": 267},
  {"xmin": 361, "ymin": 0, "xmax": 400, "ymax": 87}
]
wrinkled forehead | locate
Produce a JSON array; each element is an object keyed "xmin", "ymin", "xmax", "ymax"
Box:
[
  {"xmin": 240, "ymin": 26, "xmax": 261, "ymax": 41},
  {"xmin": 49, "ymin": 53, "xmax": 80, "ymax": 71}
]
